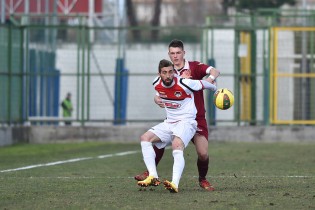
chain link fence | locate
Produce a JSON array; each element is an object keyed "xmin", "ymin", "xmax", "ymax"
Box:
[{"xmin": 1, "ymin": 12, "xmax": 315, "ymax": 126}]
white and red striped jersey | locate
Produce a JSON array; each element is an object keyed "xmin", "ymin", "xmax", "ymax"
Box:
[{"xmin": 153, "ymin": 75, "xmax": 214, "ymax": 123}]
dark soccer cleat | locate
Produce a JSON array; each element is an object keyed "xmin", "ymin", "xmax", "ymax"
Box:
[
  {"xmin": 199, "ymin": 179, "xmax": 215, "ymax": 191},
  {"xmin": 134, "ymin": 170, "xmax": 149, "ymax": 181}
]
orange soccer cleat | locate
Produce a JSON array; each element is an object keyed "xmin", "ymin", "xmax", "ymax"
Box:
[
  {"xmin": 134, "ymin": 170, "xmax": 149, "ymax": 181},
  {"xmin": 199, "ymin": 179, "xmax": 215, "ymax": 191}
]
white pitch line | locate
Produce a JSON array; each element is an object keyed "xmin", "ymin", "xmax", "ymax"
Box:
[
  {"xmin": 1, "ymin": 149, "xmax": 313, "ymax": 179},
  {"xmin": 0, "ymin": 150, "xmax": 139, "ymax": 173},
  {"xmin": 97, "ymin": 151, "xmax": 138, "ymax": 159}
]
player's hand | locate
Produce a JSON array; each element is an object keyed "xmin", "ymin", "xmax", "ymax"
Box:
[
  {"xmin": 154, "ymin": 95, "xmax": 165, "ymax": 108},
  {"xmin": 210, "ymin": 67, "xmax": 220, "ymax": 78},
  {"xmin": 208, "ymin": 77, "xmax": 216, "ymax": 84},
  {"xmin": 180, "ymin": 69, "xmax": 192, "ymax": 79},
  {"xmin": 206, "ymin": 75, "xmax": 217, "ymax": 85}
]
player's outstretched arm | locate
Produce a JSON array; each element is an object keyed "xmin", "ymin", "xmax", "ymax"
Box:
[{"xmin": 201, "ymin": 77, "xmax": 217, "ymax": 91}]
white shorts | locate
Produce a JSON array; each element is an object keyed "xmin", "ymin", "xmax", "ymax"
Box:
[{"xmin": 149, "ymin": 120, "xmax": 197, "ymax": 149}]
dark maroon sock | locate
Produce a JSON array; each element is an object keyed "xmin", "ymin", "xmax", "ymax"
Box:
[
  {"xmin": 197, "ymin": 157, "xmax": 209, "ymax": 181},
  {"xmin": 153, "ymin": 145, "xmax": 165, "ymax": 166}
]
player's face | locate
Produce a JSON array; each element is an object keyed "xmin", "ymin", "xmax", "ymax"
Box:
[
  {"xmin": 159, "ymin": 66, "xmax": 174, "ymax": 86},
  {"xmin": 168, "ymin": 47, "xmax": 185, "ymax": 67}
]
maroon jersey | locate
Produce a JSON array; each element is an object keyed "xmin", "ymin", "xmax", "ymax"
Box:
[{"xmin": 175, "ymin": 60, "xmax": 212, "ymax": 120}]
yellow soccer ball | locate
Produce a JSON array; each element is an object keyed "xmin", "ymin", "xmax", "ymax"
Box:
[{"xmin": 213, "ymin": 88, "xmax": 234, "ymax": 110}]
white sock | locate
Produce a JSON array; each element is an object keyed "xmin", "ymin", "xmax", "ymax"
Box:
[
  {"xmin": 172, "ymin": 150, "xmax": 184, "ymax": 188},
  {"xmin": 140, "ymin": 141, "xmax": 158, "ymax": 178}
]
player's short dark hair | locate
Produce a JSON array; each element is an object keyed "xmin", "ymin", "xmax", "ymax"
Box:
[
  {"xmin": 158, "ymin": 59, "xmax": 173, "ymax": 73},
  {"xmin": 168, "ymin": 39, "xmax": 184, "ymax": 50}
]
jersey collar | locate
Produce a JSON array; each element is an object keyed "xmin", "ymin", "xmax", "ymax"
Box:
[{"xmin": 174, "ymin": 60, "xmax": 189, "ymax": 74}]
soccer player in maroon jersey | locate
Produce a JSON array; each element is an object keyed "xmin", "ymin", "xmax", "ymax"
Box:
[
  {"xmin": 137, "ymin": 59, "xmax": 217, "ymax": 193},
  {"xmin": 135, "ymin": 39, "xmax": 220, "ymax": 191}
]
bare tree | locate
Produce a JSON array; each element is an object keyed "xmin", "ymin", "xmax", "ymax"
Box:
[
  {"xmin": 150, "ymin": 0, "xmax": 162, "ymax": 41},
  {"xmin": 126, "ymin": 0, "xmax": 162, "ymax": 41},
  {"xmin": 222, "ymin": 0, "xmax": 235, "ymax": 16},
  {"xmin": 126, "ymin": 0, "xmax": 141, "ymax": 41}
]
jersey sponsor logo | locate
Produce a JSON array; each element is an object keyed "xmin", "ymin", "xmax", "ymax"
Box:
[
  {"xmin": 158, "ymin": 91, "xmax": 167, "ymax": 98},
  {"xmin": 159, "ymin": 93, "xmax": 167, "ymax": 98},
  {"xmin": 174, "ymin": 91, "xmax": 182, "ymax": 98},
  {"xmin": 164, "ymin": 102, "xmax": 181, "ymax": 109}
]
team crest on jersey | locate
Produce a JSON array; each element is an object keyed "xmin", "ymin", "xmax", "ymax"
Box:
[{"xmin": 174, "ymin": 91, "xmax": 182, "ymax": 98}]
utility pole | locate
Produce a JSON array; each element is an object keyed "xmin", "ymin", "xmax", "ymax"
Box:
[
  {"xmin": 89, "ymin": 0, "xmax": 95, "ymax": 42},
  {"xmin": 301, "ymin": 0, "xmax": 308, "ymax": 120}
]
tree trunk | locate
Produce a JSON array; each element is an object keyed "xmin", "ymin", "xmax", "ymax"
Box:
[
  {"xmin": 126, "ymin": 0, "xmax": 141, "ymax": 41},
  {"xmin": 150, "ymin": 0, "xmax": 162, "ymax": 41}
]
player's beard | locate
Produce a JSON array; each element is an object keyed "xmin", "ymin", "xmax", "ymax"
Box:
[{"xmin": 162, "ymin": 78, "xmax": 173, "ymax": 86}]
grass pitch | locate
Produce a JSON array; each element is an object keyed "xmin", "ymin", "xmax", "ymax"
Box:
[{"xmin": 0, "ymin": 141, "xmax": 314, "ymax": 210}]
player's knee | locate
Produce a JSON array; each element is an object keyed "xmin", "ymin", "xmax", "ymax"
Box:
[
  {"xmin": 198, "ymin": 153, "xmax": 209, "ymax": 161},
  {"xmin": 140, "ymin": 133, "xmax": 149, "ymax": 142},
  {"xmin": 140, "ymin": 131, "xmax": 158, "ymax": 143},
  {"xmin": 172, "ymin": 139, "xmax": 184, "ymax": 150}
]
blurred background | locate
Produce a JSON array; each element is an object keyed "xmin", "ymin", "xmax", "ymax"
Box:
[{"xmin": 1, "ymin": 0, "xmax": 315, "ymax": 128}]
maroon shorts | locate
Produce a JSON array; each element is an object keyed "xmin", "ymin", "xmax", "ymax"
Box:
[{"xmin": 192, "ymin": 118, "xmax": 208, "ymax": 142}]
